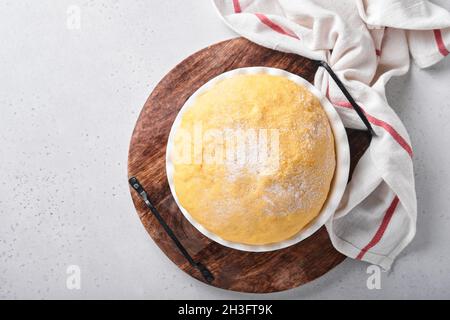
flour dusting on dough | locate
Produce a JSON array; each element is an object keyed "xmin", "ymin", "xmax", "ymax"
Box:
[{"xmin": 172, "ymin": 74, "xmax": 336, "ymax": 245}]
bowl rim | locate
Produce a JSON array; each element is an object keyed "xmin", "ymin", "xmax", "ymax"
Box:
[{"xmin": 166, "ymin": 67, "xmax": 350, "ymax": 252}]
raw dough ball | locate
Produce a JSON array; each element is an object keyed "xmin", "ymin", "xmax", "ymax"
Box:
[{"xmin": 172, "ymin": 74, "xmax": 335, "ymax": 245}]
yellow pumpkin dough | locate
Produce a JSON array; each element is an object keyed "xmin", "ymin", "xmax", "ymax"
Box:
[{"xmin": 171, "ymin": 74, "xmax": 335, "ymax": 245}]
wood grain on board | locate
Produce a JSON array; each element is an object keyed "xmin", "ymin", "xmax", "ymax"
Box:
[{"xmin": 128, "ymin": 38, "xmax": 371, "ymax": 293}]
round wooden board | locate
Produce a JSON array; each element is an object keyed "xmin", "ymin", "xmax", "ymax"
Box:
[{"xmin": 128, "ymin": 37, "xmax": 371, "ymax": 293}]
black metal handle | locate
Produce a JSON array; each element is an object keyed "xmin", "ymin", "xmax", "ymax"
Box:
[
  {"xmin": 315, "ymin": 60, "xmax": 375, "ymax": 137},
  {"xmin": 129, "ymin": 177, "xmax": 215, "ymax": 283}
]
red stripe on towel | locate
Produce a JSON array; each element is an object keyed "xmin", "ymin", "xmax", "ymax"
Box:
[
  {"xmin": 254, "ymin": 13, "xmax": 300, "ymax": 39},
  {"xmin": 331, "ymin": 100, "xmax": 413, "ymax": 157},
  {"xmin": 434, "ymin": 29, "xmax": 449, "ymax": 57},
  {"xmin": 365, "ymin": 113, "xmax": 413, "ymax": 157},
  {"xmin": 233, "ymin": 0, "xmax": 242, "ymax": 13},
  {"xmin": 356, "ymin": 196, "xmax": 400, "ymax": 260}
]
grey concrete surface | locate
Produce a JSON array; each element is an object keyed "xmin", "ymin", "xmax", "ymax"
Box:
[{"xmin": 0, "ymin": 0, "xmax": 449, "ymax": 299}]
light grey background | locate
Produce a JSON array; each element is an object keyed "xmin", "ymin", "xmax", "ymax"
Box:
[{"xmin": 0, "ymin": 0, "xmax": 449, "ymax": 299}]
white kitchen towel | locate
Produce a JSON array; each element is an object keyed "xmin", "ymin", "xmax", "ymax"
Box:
[{"xmin": 212, "ymin": 0, "xmax": 450, "ymax": 269}]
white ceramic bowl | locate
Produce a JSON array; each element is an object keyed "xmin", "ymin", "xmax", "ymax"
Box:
[{"xmin": 166, "ymin": 67, "xmax": 349, "ymax": 252}]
